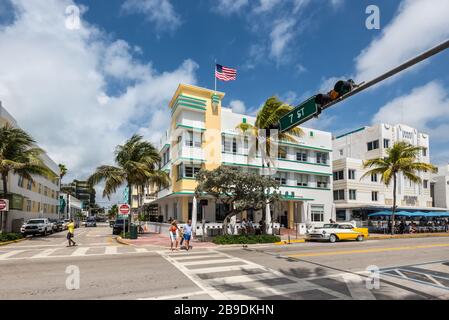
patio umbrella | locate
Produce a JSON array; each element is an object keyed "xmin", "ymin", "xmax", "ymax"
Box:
[
  {"xmin": 266, "ymin": 202, "xmax": 272, "ymax": 234},
  {"xmin": 192, "ymin": 196, "xmax": 197, "ymax": 236}
]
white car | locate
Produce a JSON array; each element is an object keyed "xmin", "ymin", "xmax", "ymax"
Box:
[
  {"xmin": 306, "ymin": 223, "xmax": 369, "ymax": 243},
  {"xmin": 21, "ymin": 218, "xmax": 53, "ymax": 236}
]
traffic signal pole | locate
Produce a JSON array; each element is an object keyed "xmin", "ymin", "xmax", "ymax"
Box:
[{"xmin": 320, "ymin": 38, "xmax": 449, "ymax": 112}]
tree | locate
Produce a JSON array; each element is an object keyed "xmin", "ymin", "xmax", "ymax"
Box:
[
  {"xmin": 0, "ymin": 123, "xmax": 55, "ymax": 231},
  {"xmin": 195, "ymin": 166, "xmax": 281, "ymax": 235},
  {"xmin": 235, "ymin": 96, "xmax": 304, "ymax": 162},
  {"xmin": 58, "ymin": 163, "xmax": 67, "ymax": 181},
  {"xmin": 361, "ymin": 141, "xmax": 437, "ymax": 235},
  {"xmin": 88, "ymin": 134, "xmax": 170, "ymax": 205},
  {"xmin": 108, "ymin": 204, "xmax": 118, "ymax": 220}
]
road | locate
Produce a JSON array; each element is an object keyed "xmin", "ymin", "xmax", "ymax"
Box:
[{"xmin": 1, "ymin": 225, "xmax": 449, "ymax": 300}]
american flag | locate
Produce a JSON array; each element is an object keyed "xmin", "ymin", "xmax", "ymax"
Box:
[{"xmin": 215, "ymin": 64, "xmax": 237, "ymax": 81}]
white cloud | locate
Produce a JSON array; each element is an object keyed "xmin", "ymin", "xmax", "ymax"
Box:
[
  {"xmin": 214, "ymin": 0, "xmax": 249, "ymax": 15},
  {"xmin": 372, "ymin": 82, "xmax": 449, "ymax": 144},
  {"xmin": 121, "ymin": 0, "xmax": 181, "ymax": 32},
  {"xmin": 0, "ymin": 0, "xmax": 197, "ymax": 204},
  {"xmin": 253, "ymin": 0, "xmax": 282, "ymax": 14},
  {"xmin": 269, "ymin": 18, "xmax": 297, "ymax": 64},
  {"xmin": 355, "ymin": 0, "xmax": 449, "ymax": 83},
  {"xmin": 229, "ymin": 100, "xmax": 246, "ymax": 114}
]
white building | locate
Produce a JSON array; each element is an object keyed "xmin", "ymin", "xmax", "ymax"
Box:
[
  {"xmin": 432, "ymin": 165, "xmax": 449, "ymax": 209},
  {"xmin": 1, "ymin": 102, "xmax": 61, "ymax": 232},
  {"xmin": 150, "ymin": 84, "xmax": 334, "ymax": 228},
  {"xmin": 60, "ymin": 193, "xmax": 83, "ymax": 220},
  {"xmin": 332, "ymin": 123, "xmax": 444, "ymax": 223}
]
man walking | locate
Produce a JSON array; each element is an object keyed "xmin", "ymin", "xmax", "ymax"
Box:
[
  {"xmin": 67, "ymin": 219, "xmax": 77, "ymax": 247},
  {"xmin": 183, "ymin": 220, "xmax": 193, "ymax": 251}
]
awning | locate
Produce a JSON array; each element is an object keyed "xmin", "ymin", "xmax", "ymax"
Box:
[{"xmin": 368, "ymin": 211, "xmax": 449, "ymax": 218}]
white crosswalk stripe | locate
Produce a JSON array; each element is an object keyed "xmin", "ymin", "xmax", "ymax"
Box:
[
  {"xmin": 157, "ymin": 249, "xmax": 349, "ymax": 300},
  {"xmin": 0, "ymin": 246, "xmax": 153, "ymax": 261}
]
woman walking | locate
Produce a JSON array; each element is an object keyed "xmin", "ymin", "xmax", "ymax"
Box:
[{"xmin": 169, "ymin": 220, "xmax": 179, "ymax": 252}]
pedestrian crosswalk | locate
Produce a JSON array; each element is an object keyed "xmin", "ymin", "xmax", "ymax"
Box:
[
  {"xmin": 157, "ymin": 249, "xmax": 350, "ymax": 300},
  {"xmin": 0, "ymin": 245, "xmax": 150, "ymax": 261}
]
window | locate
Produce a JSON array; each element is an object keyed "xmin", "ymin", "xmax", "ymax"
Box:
[
  {"xmin": 348, "ymin": 169, "xmax": 356, "ymax": 180},
  {"xmin": 173, "ymin": 203, "xmax": 177, "ymax": 220},
  {"xmin": 333, "ymin": 170, "xmax": 344, "ymax": 181},
  {"xmin": 333, "ymin": 190, "xmax": 345, "ymax": 201},
  {"xmin": 18, "ymin": 176, "xmax": 24, "ymax": 188},
  {"xmin": 243, "ymin": 137, "xmax": 249, "ymax": 154},
  {"xmin": 296, "ymin": 174, "xmax": 308, "ymax": 187},
  {"xmin": 336, "ymin": 210, "xmax": 346, "ymax": 221},
  {"xmin": 177, "ymin": 164, "xmax": 182, "ymax": 180},
  {"xmin": 311, "ymin": 205, "xmax": 324, "ymax": 222},
  {"xmin": 27, "ymin": 179, "xmax": 33, "ymax": 190},
  {"xmin": 367, "ymin": 140, "xmax": 379, "ymax": 151},
  {"xmin": 26, "ymin": 200, "xmax": 32, "ymax": 212},
  {"xmin": 349, "ymin": 189, "xmax": 357, "ymax": 200},
  {"xmin": 278, "ymin": 146, "xmax": 287, "ymax": 159},
  {"xmin": 371, "ymin": 173, "xmax": 378, "ymax": 182},
  {"xmin": 185, "ymin": 131, "xmax": 202, "ymax": 148},
  {"xmin": 184, "ymin": 165, "xmax": 201, "ymax": 178},
  {"xmin": 296, "ymin": 149, "xmax": 308, "ymax": 162},
  {"xmin": 383, "ymin": 139, "xmax": 390, "ymax": 149},
  {"xmin": 274, "ymin": 172, "xmax": 287, "ymax": 185},
  {"xmin": 372, "ymin": 191, "xmax": 378, "ymax": 202},
  {"xmin": 422, "ymin": 148, "xmax": 428, "ymax": 157},
  {"xmin": 222, "ymin": 136, "xmax": 237, "ymax": 153},
  {"xmin": 316, "ymin": 152, "xmax": 328, "ymax": 164},
  {"xmin": 317, "ymin": 176, "xmax": 329, "ymax": 189},
  {"xmin": 44, "ymin": 186, "xmax": 48, "ymax": 196},
  {"xmin": 339, "ymin": 149, "xmax": 343, "ymax": 156},
  {"xmin": 38, "ymin": 184, "xmax": 42, "ymax": 194},
  {"xmin": 423, "ymin": 180, "xmax": 428, "ymax": 189}
]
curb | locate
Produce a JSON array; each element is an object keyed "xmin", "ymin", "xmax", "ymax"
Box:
[
  {"xmin": 115, "ymin": 236, "xmax": 131, "ymax": 246},
  {"xmin": 368, "ymin": 233, "xmax": 449, "ymax": 240},
  {"xmin": 275, "ymin": 239, "xmax": 306, "ymax": 245},
  {"xmin": 0, "ymin": 237, "xmax": 27, "ymax": 246}
]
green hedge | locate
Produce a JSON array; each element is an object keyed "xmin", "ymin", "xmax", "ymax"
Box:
[
  {"xmin": 212, "ymin": 234, "xmax": 281, "ymax": 245},
  {"xmin": 0, "ymin": 233, "xmax": 23, "ymax": 243}
]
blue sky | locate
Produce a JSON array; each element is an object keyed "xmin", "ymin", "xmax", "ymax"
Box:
[{"xmin": 0, "ymin": 0, "xmax": 448, "ymax": 205}]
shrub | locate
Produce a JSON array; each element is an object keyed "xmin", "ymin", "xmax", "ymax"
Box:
[
  {"xmin": 212, "ymin": 234, "xmax": 281, "ymax": 245},
  {"xmin": 0, "ymin": 233, "xmax": 23, "ymax": 242}
]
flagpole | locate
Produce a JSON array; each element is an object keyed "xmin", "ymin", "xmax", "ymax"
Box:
[{"xmin": 214, "ymin": 59, "xmax": 217, "ymax": 92}]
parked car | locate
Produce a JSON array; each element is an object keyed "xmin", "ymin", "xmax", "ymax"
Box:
[
  {"xmin": 306, "ymin": 223, "xmax": 369, "ymax": 243},
  {"xmin": 112, "ymin": 219, "xmax": 129, "ymax": 235},
  {"xmin": 21, "ymin": 218, "xmax": 53, "ymax": 237},
  {"xmin": 85, "ymin": 217, "xmax": 97, "ymax": 227},
  {"xmin": 48, "ymin": 219, "xmax": 63, "ymax": 232}
]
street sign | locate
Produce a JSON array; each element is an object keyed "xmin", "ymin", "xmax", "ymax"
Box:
[
  {"xmin": 0, "ymin": 199, "xmax": 9, "ymax": 212},
  {"xmin": 119, "ymin": 203, "xmax": 130, "ymax": 215},
  {"xmin": 279, "ymin": 96, "xmax": 319, "ymax": 132}
]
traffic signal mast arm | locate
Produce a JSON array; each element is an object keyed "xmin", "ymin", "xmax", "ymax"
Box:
[{"xmin": 279, "ymin": 38, "xmax": 449, "ymax": 133}]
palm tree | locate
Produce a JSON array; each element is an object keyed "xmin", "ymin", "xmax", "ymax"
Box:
[
  {"xmin": 58, "ymin": 164, "xmax": 67, "ymax": 181},
  {"xmin": 88, "ymin": 134, "xmax": 170, "ymax": 205},
  {"xmin": 235, "ymin": 96, "xmax": 304, "ymax": 164},
  {"xmin": 361, "ymin": 141, "xmax": 437, "ymax": 235},
  {"xmin": 0, "ymin": 123, "xmax": 55, "ymax": 231}
]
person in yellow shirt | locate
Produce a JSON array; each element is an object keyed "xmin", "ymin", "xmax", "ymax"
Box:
[{"xmin": 66, "ymin": 219, "xmax": 77, "ymax": 247}]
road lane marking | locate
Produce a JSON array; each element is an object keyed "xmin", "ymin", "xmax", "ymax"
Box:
[
  {"xmin": 105, "ymin": 246, "xmax": 118, "ymax": 255},
  {"xmin": 181, "ymin": 258, "xmax": 241, "ymax": 266},
  {"xmin": 135, "ymin": 248, "xmax": 148, "ymax": 253},
  {"xmin": 205, "ymin": 272, "xmax": 281, "ymax": 285},
  {"xmin": 189, "ymin": 264, "xmax": 261, "ymax": 274},
  {"xmin": 0, "ymin": 250, "xmax": 25, "ymax": 260},
  {"xmin": 171, "ymin": 254, "xmax": 226, "ymax": 261},
  {"xmin": 71, "ymin": 247, "xmax": 90, "ymax": 256},
  {"xmin": 31, "ymin": 249, "xmax": 59, "ymax": 259},
  {"xmin": 138, "ymin": 291, "xmax": 208, "ymax": 300},
  {"xmin": 287, "ymin": 243, "xmax": 449, "ymax": 258}
]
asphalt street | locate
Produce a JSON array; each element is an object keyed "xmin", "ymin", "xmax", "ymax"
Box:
[{"xmin": 1, "ymin": 225, "xmax": 449, "ymax": 300}]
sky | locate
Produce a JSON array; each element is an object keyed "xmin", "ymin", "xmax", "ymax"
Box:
[{"xmin": 0, "ymin": 0, "xmax": 449, "ymax": 207}]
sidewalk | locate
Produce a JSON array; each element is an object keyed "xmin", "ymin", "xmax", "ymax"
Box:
[{"xmin": 116, "ymin": 232, "xmax": 219, "ymax": 249}]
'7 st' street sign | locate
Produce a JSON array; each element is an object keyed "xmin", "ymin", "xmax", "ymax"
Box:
[{"xmin": 279, "ymin": 96, "xmax": 319, "ymax": 133}]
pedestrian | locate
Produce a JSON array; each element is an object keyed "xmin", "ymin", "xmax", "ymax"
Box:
[
  {"xmin": 169, "ymin": 220, "xmax": 179, "ymax": 252},
  {"xmin": 183, "ymin": 220, "xmax": 193, "ymax": 251},
  {"xmin": 66, "ymin": 219, "xmax": 77, "ymax": 247},
  {"xmin": 241, "ymin": 218, "xmax": 247, "ymax": 235},
  {"xmin": 179, "ymin": 225, "xmax": 185, "ymax": 248}
]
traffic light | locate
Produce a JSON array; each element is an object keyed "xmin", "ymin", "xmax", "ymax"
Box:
[{"xmin": 315, "ymin": 79, "xmax": 358, "ymax": 108}]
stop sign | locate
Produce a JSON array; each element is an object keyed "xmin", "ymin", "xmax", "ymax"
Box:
[
  {"xmin": 0, "ymin": 199, "xmax": 9, "ymax": 211},
  {"xmin": 119, "ymin": 204, "xmax": 130, "ymax": 215}
]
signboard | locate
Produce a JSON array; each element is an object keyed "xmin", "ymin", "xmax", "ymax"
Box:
[
  {"xmin": 0, "ymin": 199, "xmax": 9, "ymax": 212},
  {"xmin": 279, "ymin": 96, "xmax": 319, "ymax": 132},
  {"xmin": 119, "ymin": 203, "xmax": 130, "ymax": 215}
]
